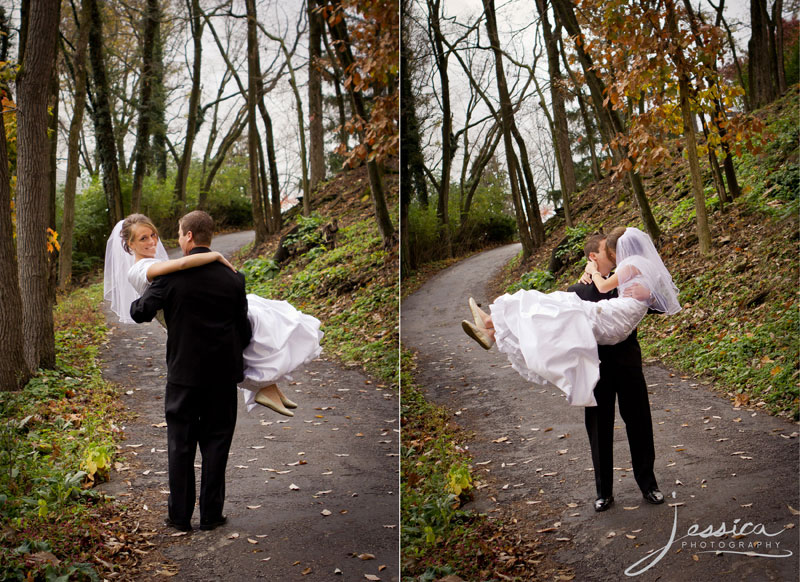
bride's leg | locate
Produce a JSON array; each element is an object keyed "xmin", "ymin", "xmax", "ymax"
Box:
[{"xmin": 255, "ymin": 384, "xmax": 294, "ymax": 417}]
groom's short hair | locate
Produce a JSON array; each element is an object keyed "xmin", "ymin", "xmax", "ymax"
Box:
[
  {"xmin": 180, "ymin": 210, "xmax": 214, "ymax": 246},
  {"xmin": 584, "ymin": 233, "xmax": 606, "ymax": 258}
]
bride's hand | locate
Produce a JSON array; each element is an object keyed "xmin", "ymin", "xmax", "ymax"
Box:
[{"xmin": 584, "ymin": 259, "xmax": 599, "ymax": 276}]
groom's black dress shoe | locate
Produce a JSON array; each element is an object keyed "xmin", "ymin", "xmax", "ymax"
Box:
[
  {"xmin": 199, "ymin": 516, "xmax": 227, "ymax": 531},
  {"xmin": 643, "ymin": 488, "xmax": 665, "ymax": 505},
  {"xmin": 164, "ymin": 517, "xmax": 192, "ymax": 532},
  {"xmin": 594, "ymin": 496, "xmax": 614, "ymax": 512}
]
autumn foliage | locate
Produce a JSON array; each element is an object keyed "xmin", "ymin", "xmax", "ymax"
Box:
[{"xmin": 321, "ymin": 0, "xmax": 399, "ymax": 166}]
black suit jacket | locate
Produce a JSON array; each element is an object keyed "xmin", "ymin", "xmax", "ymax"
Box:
[
  {"xmin": 130, "ymin": 247, "xmax": 252, "ymax": 387},
  {"xmin": 567, "ymin": 282, "xmax": 642, "ymax": 369}
]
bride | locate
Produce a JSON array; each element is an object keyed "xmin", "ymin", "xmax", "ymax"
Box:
[
  {"xmin": 462, "ymin": 227, "xmax": 680, "ymax": 407},
  {"xmin": 104, "ymin": 213, "xmax": 323, "ymax": 416}
]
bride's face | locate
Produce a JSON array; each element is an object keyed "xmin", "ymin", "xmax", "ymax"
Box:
[{"xmin": 129, "ymin": 225, "xmax": 159, "ymax": 259}]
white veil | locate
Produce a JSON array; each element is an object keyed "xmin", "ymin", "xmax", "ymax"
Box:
[
  {"xmin": 103, "ymin": 219, "xmax": 169, "ymax": 323},
  {"xmin": 615, "ymin": 227, "xmax": 681, "ymax": 315}
]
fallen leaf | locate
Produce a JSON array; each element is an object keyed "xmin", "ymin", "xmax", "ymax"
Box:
[
  {"xmin": 302, "ymin": 567, "xmax": 312, "ymax": 575},
  {"xmin": 492, "ymin": 436, "xmax": 509, "ymax": 443},
  {"xmin": 247, "ymin": 505, "xmax": 262, "ymax": 510},
  {"xmin": 358, "ymin": 553, "xmax": 375, "ymax": 560},
  {"xmin": 607, "ymin": 531, "xmax": 616, "ymax": 538},
  {"xmin": 228, "ymin": 533, "xmax": 240, "ymax": 539},
  {"xmin": 152, "ymin": 422, "xmax": 167, "ymax": 428},
  {"xmin": 290, "ymin": 484, "xmax": 300, "ymax": 490},
  {"xmin": 788, "ymin": 505, "xmax": 800, "ymax": 516},
  {"xmin": 626, "ymin": 534, "xmax": 636, "ymax": 539},
  {"xmin": 364, "ymin": 576, "xmax": 380, "ymax": 581},
  {"xmin": 623, "ymin": 506, "xmax": 639, "ymax": 511},
  {"xmin": 321, "ymin": 509, "xmax": 332, "ymax": 516},
  {"xmin": 378, "ymin": 565, "xmax": 386, "ymax": 571},
  {"xmin": 334, "ymin": 568, "xmax": 342, "ymax": 575},
  {"xmin": 247, "ymin": 538, "xmax": 258, "ymax": 544}
]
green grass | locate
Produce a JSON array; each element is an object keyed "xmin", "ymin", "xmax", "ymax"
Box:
[
  {"xmin": 400, "ymin": 353, "xmax": 499, "ymax": 581},
  {"xmin": 0, "ymin": 284, "xmax": 122, "ymax": 581}
]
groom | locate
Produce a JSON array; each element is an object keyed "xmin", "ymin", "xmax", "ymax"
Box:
[
  {"xmin": 131, "ymin": 210, "xmax": 251, "ymax": 531},
  {"xmin": 568, "ymin": 233, "xmax": 664, "ymax": 512}
]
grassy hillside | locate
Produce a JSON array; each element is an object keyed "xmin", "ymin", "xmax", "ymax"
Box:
[
  {"xmin": 496, "ymin": 86, "xmax": 799, "ymax": 419},
  {"xmin": 237, "ymin": 164, "xmax": 399, "ymax": 387}
]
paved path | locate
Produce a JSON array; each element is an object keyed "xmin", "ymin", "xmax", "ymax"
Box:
[
  {"xmin": 402, "ymin": 244, "xmax": 799, "ymax": 581},
  {"xmin": 101, "ymin": 231, "xmax": 399, "ymax": 581}
]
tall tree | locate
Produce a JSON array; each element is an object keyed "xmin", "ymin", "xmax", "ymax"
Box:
[
  {"xmin": 88, "ymin": 0, "xmax": 124, "ymax": 226},
  {"xmin": 748, "ymin": 0, "xmax": 780, "ymax": 108},
  {"xmin": 0, "ymin": 57, "xmax": 31, "ymax": 388},
  {"xmin": 259, "ymin": 21, "xmax": 310, "ymax": 217},
  {"xmin": 59, "ymin": 0, "xmax": 92, "ymax": 289},
  {"xmin": 665, "ymin": 0, "xmax": 711, "ymax": 254},
  {"xmin": 130, "ymin": 0, "xmax": 160, "ymax": 212},
  {"xmin": 482, "ymin": 0, "xmax": 535, "ymax": 257},
  {"xmin": 536, "ymin": 0, "xmax": 576, "ymax": 227},
  {"xmin": 173, "ymin": 0, "xmax": 203, "ymax": 219},
  {"xmin": 427, "ymin": 0, "xmax": 453, "ymax": 254},
  {"xmin": 308, "ymin": 0, "xmax": 326, "ymax": 191},
  {"xmin": 246, "ymin": 0, "xmax": 268, "ymax": 246},
  {"xmin": 16, "ymin": 0, "xmax": 59, "ymax": 370}
]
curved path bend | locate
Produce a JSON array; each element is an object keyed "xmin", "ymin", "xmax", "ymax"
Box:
[{"xmin": 402, "ymin": 244, "xmax": 798, "ymax": 581}]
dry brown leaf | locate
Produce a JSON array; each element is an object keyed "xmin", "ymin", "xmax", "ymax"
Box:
[
  {"xmin": 358, "ymin": 553, "xmax": 375, "ymax": 560},
  {"xmin": 364, "ymin": 576, "xmax": 380, "ymax": 581},
  {"xmin": 626, "ymin": 534, "xmax": 636, "ymax": 539},
  {"xmin": 492, "ymin": 436, "xmax": 509, "ymax": 443},
  {"xmin": 247, "ymin": 538, "xmax": 258, "ymax": 545},
  {"xmin": 247, "ymin": 505, "xmax": 262, "ymax": 510},
  {"xmin": 606, "ymin": 531, "xmax": 616, "ymax": 538},
  {"xmin": 302, "ymin": 567, "xmax": 313, "ymax": 575},
  {"xmin": 788, "ymin": 505, "xmax": 800, "ymax": 515},
  {"xmin": 321, "ymin": 509, "xmax": 332, "ymax": 516},
  {"xmin": 623, "ymin": 506, "xmax": 640, "ymax": 511}
]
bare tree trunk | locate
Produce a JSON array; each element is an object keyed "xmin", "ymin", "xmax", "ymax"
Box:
[
  {"xmin": 16, "ymin": 0, "xmax": 59, "ymax": 370},
  {"xmin": 246, "ymin": 0, "xmax": 268, "ymax": 246},
  {"xmin": 151, "ymin": 11, "xmax": 167, "ymax": 181},
  {"xmin": 428, "ymin": 0, "xmax": 453, "ymax": 255},
  {"xmin": 59, "ymin": 0, "xmax": 91, "ymax": 289},
  {"xmin": 259, "ymin": 23, "xmax": 310, "ymax": 216},
  {"xmin": 256, "ymin": 137, "xmax": 273, "ymax": 231},
  {"xmin": 130, "ymin": 0, "xmax": 160, "ymax": 212},
  {"xmin": 173, "ymin": 0, "xmax": 203, "ymax": 218},
  {"xmin": 0, "ymin": 85, "xmax": 31, "ymax": 389},
  {"xmin": 666, "ymin": 0, "xmax": 711, "ymax": 255},
  {"xmin": 536, "ymin": 0, "xmax": 576, "ymax": 225},
  {"xmin": 322, "ymin": 28, "xmax": 349, "ymax": 151},
  {"xmin": 482, "ymin": 0, "xmax": 534, "ymax": 257},
  {"xmin": 749, "ymin": 0, "xmax": 779, "ymax": 108},
  {"xmin": 773, "ymin": 0, "xmax": 787, "ymax": 93},
  {"xmin": 88, "ymin": 0, "xmax": 123, "ymax": 225},
  {"xmin": 308, "ymin": 0, "xmax": 326, "ymax": 191}
]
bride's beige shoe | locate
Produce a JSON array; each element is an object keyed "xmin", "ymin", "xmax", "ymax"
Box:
[
  {"xmin": 276, "ymin": 387, "xmax": 298, "ymax": 409},
  {"xmin": 468, "ymin": 297, "xmax": 489, "ymax": 328},
  {"xmin": 255, "ymin": 384, "xmax": 294, "ymax": 417},
  {"xmin": 462, "ymin": 320, "xmax": 494, "ymax": 350}
]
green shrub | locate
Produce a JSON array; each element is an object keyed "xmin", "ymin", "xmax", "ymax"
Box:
[{"xmin": 505, "ymin": 269, "xmax": 556, "ymax": 294}]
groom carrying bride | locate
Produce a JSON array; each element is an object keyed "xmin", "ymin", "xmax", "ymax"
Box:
[
  {"xmin": 131, "ymin": 210, "xmax": 252, "ymax": 531},
  {"xmin": 568, "ymin": 231, "xmax": 664, "ymax": 512}
]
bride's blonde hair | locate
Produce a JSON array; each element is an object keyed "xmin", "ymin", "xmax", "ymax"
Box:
[{"xmin": 120, "ymin": 214, "xmax": 159, "ymax": 254}]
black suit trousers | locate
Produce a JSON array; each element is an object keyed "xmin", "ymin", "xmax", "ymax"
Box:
[
  {"xmin": 585, "ymin": 364, "xmax": 657, "ymax": 498},
  {"xmin": 165, "ymin": 382, "xmax": 238, "ymax": 525}
]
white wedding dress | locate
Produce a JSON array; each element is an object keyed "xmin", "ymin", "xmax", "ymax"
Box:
[
  {"xmin": 124, "ymin": 257, "xmax": 323, "ymax": 412},
  {"xmin": 489, "ymin": 228, "xmax": 680, "ymax": 407}
]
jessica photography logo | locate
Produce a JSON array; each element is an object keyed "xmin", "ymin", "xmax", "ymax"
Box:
[{"xmin": 625, "ymin": 498, "xmax": 793, "ymax": 577}]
